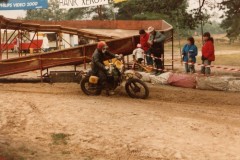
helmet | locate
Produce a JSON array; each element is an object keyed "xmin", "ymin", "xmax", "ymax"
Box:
[
  {"xmin": 97, "ymin": 41, "xmax": 107, "ymax": 50},
  {"xmin": 137, "ymin": 44, "xmax": 142, "ymax": 48}
]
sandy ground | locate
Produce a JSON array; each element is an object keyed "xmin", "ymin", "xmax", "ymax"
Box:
[
  {"xmin": 0, "ymin": 82, "xmax": 240, "ymax": 160},
  {"xmin": 0, "ymin": 30, "xmax": 240, "ymax": 159}
]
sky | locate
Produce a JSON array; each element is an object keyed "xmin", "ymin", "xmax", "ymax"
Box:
[{"xmin": 0, "ymin": 0, "xmax": 223, "ymax": 21}]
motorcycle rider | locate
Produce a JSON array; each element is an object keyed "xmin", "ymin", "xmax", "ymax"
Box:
[{"xmin": 91, "ymin": 41, "xmax": 121, "ymax": 95}]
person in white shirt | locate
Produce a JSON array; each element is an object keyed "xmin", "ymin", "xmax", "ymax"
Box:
[
  {"xmin": 42, "ymin": 34, "xmax": 50, "ymax": 52},
  {"xmin": 132, "ymin": 44, "xmax": 144, "ymax": 64},
  {"xmin": 13, "ymin": 37, "xmax": 20, "ymax": 53}
]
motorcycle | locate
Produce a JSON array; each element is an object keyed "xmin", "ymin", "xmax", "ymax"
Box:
[{"xmin": 80, "ymin": 58, "xmax": 149, "ymax": 99}]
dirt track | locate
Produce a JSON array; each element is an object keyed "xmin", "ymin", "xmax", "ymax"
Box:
[{"xmin": 0, "ymin": 82, "xmax": 240, "ymax": 160}]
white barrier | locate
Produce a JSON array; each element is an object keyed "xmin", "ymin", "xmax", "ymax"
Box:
[
  {"xmin": 138, "ymin": 71, "xmax": 240, "ymax": 92},
  {"xmin": 228, "ymin": 80, "xmax": 240, "ymax": 92}
]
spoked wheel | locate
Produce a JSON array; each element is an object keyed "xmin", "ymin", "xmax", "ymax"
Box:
[
  {"xmin": 80, "ymin": 76, "xmax": 102, "ymax": 96},
  {"xmin": 125, "ymin": 78, "xmax": 149, "ymax": 99}
]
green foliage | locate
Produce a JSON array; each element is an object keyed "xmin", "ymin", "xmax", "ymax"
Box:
[
  {"xmin": 25, "ymin": 0, "xmax": 67, "ymax": 21},
  {"xmin": 89, "ymin": 5, "xmax": 114, "ymax": 20},
  {"xmin": 197, "ymin": 21, "xmax": 225, "ymax": 34},
  {"xmin": 116, "ymin": 0, "xmax": 197, "ymax": 30},
  {"xmin": 132, "ymin": 12, "xmax": 168, "ymax": 20},
  {"xmin": 51, "ymin": 133, "xmax": 69, "ymax": 145},
  {"xmin": 65, "ymin": 8, "xmax": 87, "ymax": 20},
  {"xmin": 220, "ymin": 0, "xmax": 240, "ymax": 38},
  {"xmin": 191, "ymin": 0, "xmax": 240, "ymax": 38}
]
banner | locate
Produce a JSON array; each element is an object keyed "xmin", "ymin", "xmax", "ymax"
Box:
[
  {"xmin": 0, "ymin": 0, "xmax": 48, "ymax": 10},
  {"xmin": 58, "ymin": 0, "xmax": 109, "ymax": 9}
]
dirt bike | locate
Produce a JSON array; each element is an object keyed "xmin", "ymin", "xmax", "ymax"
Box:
[{"xmin": 80, "ymin": 58, "xmax": 149, "ymax": 99}]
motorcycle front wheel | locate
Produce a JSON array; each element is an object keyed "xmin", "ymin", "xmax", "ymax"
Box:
[
  {"xmin": 80, "ymin": 76, "xmax": 102, "ymax": 96},
  {"xmin": 125, "ymin": 78, "xmax": 149, "ymax": 99}
]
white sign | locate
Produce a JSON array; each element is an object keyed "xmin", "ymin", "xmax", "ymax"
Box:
[{"xmin": 58, "ymin": 0, "xmax": 109, "ymax": 9}]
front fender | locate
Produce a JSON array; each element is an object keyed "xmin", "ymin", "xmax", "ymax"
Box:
[{"xmin": 124, "ymin": 70, "xmax": 142, "ymax": 79}]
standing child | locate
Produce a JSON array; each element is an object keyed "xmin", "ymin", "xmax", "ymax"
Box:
[
  {"xmin": 201, "ymin": 32, "xmax": 215, "ymax": 75},
  {"xmin": 182, "ymin": 37, "xmax": 198, "ymax": 73},
  {"xmin": 132, "ymin": 44, "xmax": 144, "ymax": 64}
]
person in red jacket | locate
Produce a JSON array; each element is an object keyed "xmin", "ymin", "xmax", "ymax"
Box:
[
  {"xmin": 201, "ymin": 32, "xmax": 215, "ymax": 75},
  {"xmin": 139, "ymin": 29, "xmax": 151, "ymax": 66}
]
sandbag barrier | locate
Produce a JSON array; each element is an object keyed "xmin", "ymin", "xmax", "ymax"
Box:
[{"xmin": 138, "ymin": 71, "xmax": 240, "ymax": 92}]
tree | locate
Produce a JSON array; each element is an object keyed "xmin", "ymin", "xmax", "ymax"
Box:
[
  {"xmin": 115, "ymin": 0, "xmax": 198, "ymax": 30},
  {"xmin": 65, "ymin": 8, "xmax": 87, "ymax": 20},
  {"xmin": 190, "ymin": 0, "xmax": 240, "ymax": 38},
  {"xmin": 81, "ymin": 0, "xmax": 114, "ymax": 20},
  {"xmin": 25, "ymin": 0, "xmax": 67, "ymax": 21},
  {"xmin": 196, "ymin": 21, "xmax": 225, "ymax": 34},
  {"xmin": 220, "ymin": 0, "xmax": 240, "ymax": 39}
]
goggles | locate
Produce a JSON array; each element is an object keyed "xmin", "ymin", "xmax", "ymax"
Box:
[{"xmin": 102, "ymin": 46, "xmax": 109, "ymax": 52}]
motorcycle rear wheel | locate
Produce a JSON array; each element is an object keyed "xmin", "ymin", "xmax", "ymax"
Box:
[
  {"xmin": 80, "ymin": 76, "xmax": 102, "ymax": 96},
  {"xmin": 125, "ymin": 78, "xmax": 149, "ymax": 99}
]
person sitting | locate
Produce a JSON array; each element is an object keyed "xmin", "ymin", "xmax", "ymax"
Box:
[
  {"xmin": 147, "ymin": 26, "xmax": 166, "ymax": 76},
  {"xmin": 182, "ymin": 37, "xmax": 198, "ymax": 73},
  {"xmin": 201, "ymin": 32, "xmax": 215, "ymax": 75},
  {"xmin": 91, "ymin": 41, "xmax": 119, "ymax": 95}
]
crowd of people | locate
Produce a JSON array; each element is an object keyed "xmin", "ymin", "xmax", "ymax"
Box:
[
  {"xmin": 134, "ymin": 26, "xmax": 166, "ymax": 76},
  {"xmin": 87, "ymin": 29, "xmax": 216, "ymax": 96},
  {"xmin": 132, "ymin": 27, "xmax": 215, "ymax": 76}
]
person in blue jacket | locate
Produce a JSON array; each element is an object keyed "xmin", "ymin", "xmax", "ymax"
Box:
[{"xmin": 182, "ymin": 37, "xmax": 198, "ymax": 73}]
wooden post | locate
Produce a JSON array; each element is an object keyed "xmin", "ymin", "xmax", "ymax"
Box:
[
  {"xmin": 6, "ymin": 28, "xmax": 9, "ymax": 59},
  {"xmin": 199, "ymin": 0, "xmax": 204, "ymax": 45},
  {"xmin": 83, "ymin": 46, "xmax": 86, "ymax": 70},
  {"xmin": 36, "ymin": 31, "xmax": 39, "ymax": 53},
  {"xmin": 172, "ymin": 29, "xmax": 174, "ymax": 70},
  {"xmin": 20, "ymin": 30, "xmax": 23, "ymax": 57},
  {"xmin": 39, "ymin": 55, "xmax": 43, "ymax": 82},
  {"xmin": 0, "ymin": 22, "xmax": 2, "ymax": 60},
  {"xmin": 56, "ymin": 33, "xmax": 59, "ymax": 50},
  {"xmin": 18, "ymin": 30, "xmax": 20, "ymax": 57}
]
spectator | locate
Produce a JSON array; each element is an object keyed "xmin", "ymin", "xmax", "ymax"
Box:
[
  {"xmin": 42, "ymin": 34, "xmax": 50, "ymax": 52},
  {"xmin": 13, "ymin": 36, "xmax": 20, "ymax": 53},
  {"xmin": 132, "ymin": 43, "xmax": 144, "ymax": 64},
  {"xmin": 147, "ymin": 26, "xmax": 166, "ymax": 75},
  {"xmin": 182, "ymin": 37, "xmax": 198, "ymax": 73},
  {"xmin": 139, "ymin": 29, "xmax": 150, "ymax": 65},
  {"xmin": 201, "ymin": 32, "xmax": 215, "ymax": 75}
]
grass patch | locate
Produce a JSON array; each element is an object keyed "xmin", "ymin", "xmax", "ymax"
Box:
[
  {"xmin": 0, "ymin": 149, "xmax": 25, "ymax": 160},
  {"xmin": 83, "ymin": 156, "xmax": 93, "ymax": 160},
  {"xmin": 195, "ymin": 54, "xmax": 240, "ymax": 67},
  {"xmin": 62, "ymin": 151, "xmax": 71, "ymax": 155},
  {"xmin": 213, "ymin": 54, "xmax": 240, "ymax": 67},
  {"xmin": 51, "ymin": 133, "xmax": 69, "ymax": 145}
]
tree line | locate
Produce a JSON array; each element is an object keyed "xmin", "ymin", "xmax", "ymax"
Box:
[{"xmin": 1, "ymin": 0, "xmax": 239, "ymax": 39}]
